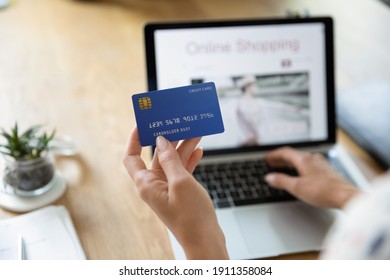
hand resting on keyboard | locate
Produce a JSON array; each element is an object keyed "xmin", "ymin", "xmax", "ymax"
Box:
[{"xmin": 265, "ymin": 147, "xmax": 359, "ymax": 209}]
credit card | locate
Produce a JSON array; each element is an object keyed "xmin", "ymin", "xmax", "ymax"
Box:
[{"xmin": 132, "ymin": 82, "xmax": 225, "ymax": 146}]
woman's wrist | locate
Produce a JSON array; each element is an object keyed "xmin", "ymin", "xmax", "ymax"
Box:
[
  {"xmin": 334, "ymin": 182, "xmax": 360, "ymax": 209},
  {"xmin": 183, "ymin": 239, "xmax": 229, "ymax": 260},
  {"xmin": 179, "ymin": 228, "xmax": 229, "ymax": 260}
]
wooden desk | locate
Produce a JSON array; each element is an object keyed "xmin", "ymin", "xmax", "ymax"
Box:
[{"xmin": 0, "ymin": 0, "xmax": 388, "ymax": 259}]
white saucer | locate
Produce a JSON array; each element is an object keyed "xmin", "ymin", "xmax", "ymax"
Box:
[{"xmin": 0, "ymin": 173, "xmax": 66, "ymax": 213}]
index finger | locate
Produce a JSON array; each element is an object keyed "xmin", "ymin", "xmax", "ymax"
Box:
[
  {"xmin": 123, "ymin": 126, "xmax": 147, "ymax": 178},
  {"xmin": 176, "ymin": 137, "xmax": 202, "ymax": 164},
  {"xmin": 266, "ymin": 147, "xmax": 310, "ymax": 171}
]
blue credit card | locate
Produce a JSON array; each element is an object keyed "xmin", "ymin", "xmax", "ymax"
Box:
[{"xmin": 132, "ymin": 82, "xmax": 225, "ymax": 146}]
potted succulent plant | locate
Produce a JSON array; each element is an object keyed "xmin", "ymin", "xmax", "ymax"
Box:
[{"xmin": 0, "ymin": 123, "xmax": 56, "ymax": 196}]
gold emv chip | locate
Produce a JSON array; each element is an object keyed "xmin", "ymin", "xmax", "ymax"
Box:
[{"xmin": 138, "ymin": 97, "xmax": 152, "ymax": 110}]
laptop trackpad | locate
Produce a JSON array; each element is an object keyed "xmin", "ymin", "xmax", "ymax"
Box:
[{"xmin": 234, "ymin": 202, "xmax": 334, "ymax": 256}]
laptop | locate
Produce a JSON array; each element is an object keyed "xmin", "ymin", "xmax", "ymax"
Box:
[{"xmin": 144, "ymin": 17, "xmax": 370, "ymax": 259}]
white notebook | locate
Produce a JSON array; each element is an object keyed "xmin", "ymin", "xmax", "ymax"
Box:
[{"xmin": 0, "ymin": 205, "xmax": 85, "ymax": 260}]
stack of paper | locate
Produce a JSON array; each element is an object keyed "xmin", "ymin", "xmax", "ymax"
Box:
[{"xmin": 0, "ymin": 206, "xmax": 85, "ymax": 260}]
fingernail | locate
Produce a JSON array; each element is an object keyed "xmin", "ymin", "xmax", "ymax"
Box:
[
  {"xmin": 265, "ymin": 174, "xmax": 275, "ymax": 184},
  {"xmin": 156, "ymin": 136, "xmax": 168, "ymax": 151}
]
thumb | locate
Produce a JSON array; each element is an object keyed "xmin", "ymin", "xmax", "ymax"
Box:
[
  {"xmin": 156, "ymin": 136, "xmax": 187, "ymax": 179},
  {"xmin": 265, "ymin": 172, "xmax": 299, "ymax": 193}
]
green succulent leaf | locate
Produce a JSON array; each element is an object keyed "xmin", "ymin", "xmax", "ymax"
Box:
[{"xmin": 1, "ymin": 130, "xmax": 13, "ymax": 143}]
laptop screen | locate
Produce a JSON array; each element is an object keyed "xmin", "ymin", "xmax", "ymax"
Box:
[{"xmin": 145, "ymin": 18, "xmax": 335, "ymax": 154}]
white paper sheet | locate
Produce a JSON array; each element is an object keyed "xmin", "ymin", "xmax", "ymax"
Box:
[{"xmin": 0, "ymin": 206, "xmax": 85, "ymax": 260}]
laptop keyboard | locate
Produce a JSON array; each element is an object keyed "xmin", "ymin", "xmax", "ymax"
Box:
[{"xmin": 193, "ymin": 159, "xmax": 298, "ymax": 208}]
